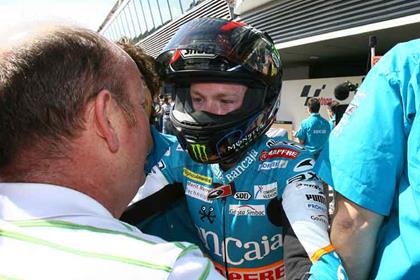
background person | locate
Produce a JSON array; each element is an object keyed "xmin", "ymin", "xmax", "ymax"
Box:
[
  {"xmin": 315, "ymin": 39, "xmax": 420, "ymax": 279},
  {"xmin": 294, "ymin": 97, "xmax": 331, "ymax": 158},
  {"xmin": 161, "ymin": 96, "xmax": 174, "ymax": 135},
  {"xmin": 136, "ymin": 18, "xmax": 347, "ymax": 280},
  {"xmin": 0, "ymin": 24, "xmax": 222, "ymax": 280},
  {"xmin": 326, "ymin": 100, "xmax": 340, "ymax": 130}
]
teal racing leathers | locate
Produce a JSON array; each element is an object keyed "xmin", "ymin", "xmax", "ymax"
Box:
[{"xmin": 138, "ymin": 134, "xmax": 347, "ymax": 280}]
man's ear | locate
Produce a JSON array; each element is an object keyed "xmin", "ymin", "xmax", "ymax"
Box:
[{"xmin": 94, "ymin": 89, "xmax": 119, "ymax": 153}]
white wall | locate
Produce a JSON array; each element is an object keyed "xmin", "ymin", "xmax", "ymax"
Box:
[{"xmin": 277, "ymin": 76, "xmax": 363, "ymax": 130}]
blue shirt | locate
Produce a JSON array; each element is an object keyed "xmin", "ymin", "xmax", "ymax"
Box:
[
  {"xmin": 315, "ymin": 39, "xmax": 420, "ymax": 279},
  {"xmin": 295, "ymin": 113, "xmax": 331, "ymax": 156}
]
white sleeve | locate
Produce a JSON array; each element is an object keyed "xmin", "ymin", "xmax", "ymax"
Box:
[
  {"xmin": 282, "ymin": 179, "xmax": 331, "ymax": 262},
  {"xmin": 131, "ymin": 166, "xmax": 170, "ymax": 204},
  {"xmin": 168, "ymin": 250, "xmax": 225, "ymax": 280}
]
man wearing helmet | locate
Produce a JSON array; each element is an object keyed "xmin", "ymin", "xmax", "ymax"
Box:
[{"xmin": 135, "ymin": 18, "xmax": 347, "ymax": 280}]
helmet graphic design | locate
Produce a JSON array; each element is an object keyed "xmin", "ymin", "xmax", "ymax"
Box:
[{"xmin": 157, "ymin": 18, "xmax": 283, "ymax": 164}]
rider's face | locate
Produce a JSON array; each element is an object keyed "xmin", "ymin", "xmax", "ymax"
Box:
[{"xmin": 190, "ymin": 82, "xmax": 247, "ymax": 115}]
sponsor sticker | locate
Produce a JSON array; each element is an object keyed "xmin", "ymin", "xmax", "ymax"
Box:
[
  {"xmin": 305, "ymin": 194, "xmax": 326, "ymax": 204},
  {"xmin": 207, "ymin": 184, "xmax": 234, "ymax": 200},
  {"xmin": 286, "ymin": 171, "xmax": 318, "ymax": 185},
  {"xmin": 306, "ymin": 203, "xmax": 327, "ymax": 211},
  {"xmin": 254, "ymin": 183, "xmax": 278, "ymax": 200},
  {"xmin": 295, "ymin": 182, "xmax": 323, "ymax": 192},
  {"xmin": 293, "ymin": 158, "xmax": 315, "ymax": 172},
  {"xmin": 213, "ymin": 259, "xmax": 284, "ymax": 280},
  {"xmin": 313, "ymin": 129, "xmax": 328, "ymax": 134},
  {"xmin": 190, "ymin": 143, "xmax": 209, "ymax": 162},
  {"xmin": 224, "ymin": 149, "xmax": 258, "ymax": 181},
  {"xmin": 229, "ymin": 204, "xmax": 266, "ymax": 216},
  {"xmin": 311, "ymin": 214, "xmax": 329, "ymax": 225},
  {"xmin": 233, "ymin": 192, "xmax": 251, "ymax": 201},
  {"xmin": 260, "ymin": 147, "xmax": 300, "ymax": 161},
  {"xmin": 199, "ymin": 205, "xmax": 215, "ymax": 223},
  {"xmin": 258, "ymin": 160, "xmax": 288, "ymax": 171},
  {"xmin": 180, "ymin": 49, "xmax": 217, "ymax": 59},
  {"xmin": 185, "ymin": 181, "xmax": 212, "ymax": 202},
  {"xmin": 183, "ymin": 168, "xmax": 212, "ymax": 185}
]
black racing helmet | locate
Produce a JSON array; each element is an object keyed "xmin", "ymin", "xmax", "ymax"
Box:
[{"xmin": 156, "ymin": 18, "xmax": 282, "ymax": 164}]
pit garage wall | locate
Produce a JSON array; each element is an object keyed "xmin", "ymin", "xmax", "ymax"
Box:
[
  {"xmin": 276, "ymin": 76, "xmax": 363, "ymax": 130},
  {"xmin": 236, "ymin": 0, "xmax": 420, "ymax": 45}
]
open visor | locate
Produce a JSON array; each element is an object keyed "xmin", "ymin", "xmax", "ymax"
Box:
[
  {"xmin": 157, "ymin": 18, "xmax": 281, "ymax": 86},
  {"xmin": 172, "ymin": 84, "xmax": 267, "ymax": 120}
]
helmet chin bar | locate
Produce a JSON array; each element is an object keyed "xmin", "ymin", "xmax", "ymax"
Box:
[{"xmin": 171, "ymin": 100, "xmax": 277, "ymax": 165}]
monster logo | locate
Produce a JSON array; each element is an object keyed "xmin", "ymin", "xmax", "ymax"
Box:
[{"xmin": 191, "ymin": 144, "xmax": 209, "ymax": 162}]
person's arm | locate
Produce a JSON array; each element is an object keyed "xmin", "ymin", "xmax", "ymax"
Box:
[
  {"xmin": 294, "ymin": 125, "xmax": 306, "ymax": 145},
  {"xmin": 282, "ymin": 171, "xmax": 348, "ymax": 280},
  {"xmin": 283, "ymin": 212, "xmax": 312, "ymax": 280},
  {"xmin": 330, "ymin": 193, "xmax": 384, "ymax": 280},
  {"xmin": 266, "ymin": 194, "xmax": 312, "ymax": 279}
]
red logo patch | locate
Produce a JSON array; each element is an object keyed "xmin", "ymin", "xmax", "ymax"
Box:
[{"xmin": 260, "ymin": 147, "xmax": 300, "ymax": 161}]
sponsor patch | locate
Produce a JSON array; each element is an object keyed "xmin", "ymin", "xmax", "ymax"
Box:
[
  {"xmin": 213, "ymin": 259, "xmax": 284, "ymax": 280},
  {"xmin": 229, "ymin": 204, "xmax": 266, "ymax": 216},
  {"xmin": 226, "ymin": 126, "xmax": 264, "ymax": 152},
  {"xmin": 190, "ymin": 143, "xmax": 209, "ymax": 162},
  {"xmin": 313, "ymin": 129, "xmax": 328, "ymax": 134},
  {"xmin": 180, "ymin": 49, "xmax": 217, "ymax": 59},
  {"xmin": 286, "ymin": 171, "xmax": 318, "ymax": 185},
  {"xmin": 306, "ymin": 203, "xmax": 327, "ymax": 211},
  {"xmin": 258, "ymin": 159, "xmax": 288, "ymax": 171},
  {"xmin": 305, "ymin": 194, "xmax": 326, "ymax": 204},
  {"xmin": 260, "ymin": 147, "xmax": 300, "ymax": 161},
  {"xmin": 185, "ymin": 181, "xmax": 212, "ymax": 202},
  {"xmin": 233, "ymin": 192, "xmax": 251, "ymax": 201},
  {"xmin": 224, "ymin": 149, "xmax": 258, "ymax": 181},
  {"xmin": 311, "ymin": 214, "xmax": 329, "ymax": 225},
  {"xmin": 295, "ymin": 182, "xmax": 323, "ymax": 193},
  {"xmin": 293, "ymin": 158, "xmax": 315, "ymax": 172},
  {"xmin": 254, "ymin": 182, "xmax": 278, "ymax": 200},
  {"xmin": 207, "ymin": 184, "xmax": 234, "ymax": 200},
  {"xmin": 199, "ymin": 205, "xmax": 215, "ymax": 223},
  {"xmin": 183, "ymin": 168, "xmax": 212, "ymax": 185}
]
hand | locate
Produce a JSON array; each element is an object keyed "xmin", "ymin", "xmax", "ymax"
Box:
[{"xmin": 309, "ymin": 251, "xmax": 348, "ymax": 280}]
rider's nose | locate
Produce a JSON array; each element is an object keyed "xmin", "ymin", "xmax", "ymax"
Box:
[{"xmin": 203, "ymin": 101, "xmax": 221, "ymax": 115}]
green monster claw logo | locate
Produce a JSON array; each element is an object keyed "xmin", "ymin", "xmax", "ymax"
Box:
[{"xmin": 191, "ymin": 144, "xmax": 208, "ymax": 162}]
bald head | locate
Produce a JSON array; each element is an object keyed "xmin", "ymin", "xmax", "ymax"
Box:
[{"xmin": 0, "ymin": 24, "xmax": 136, "ymax": 168}]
